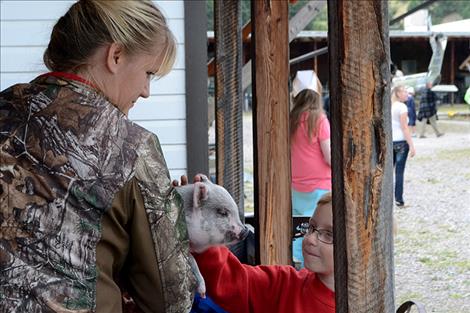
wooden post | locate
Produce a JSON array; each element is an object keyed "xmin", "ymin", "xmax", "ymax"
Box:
[
  {"xmin": 214, "ymin": 1, "xmax": 244, "ymax": 214},
  {"xmin": 328, "ymin": 1, "xmax": 395, "ymax": 312},
  {"xmin": 313, "ymin": 40, "xmax": 318, "ymax": 73},
  {"xmin": 450, "ymin": 40, "xmax": 455, "ymax": 105},
  {"xmin": 252, "ymin": 0, "xmax": 291, "ymax": 265}
]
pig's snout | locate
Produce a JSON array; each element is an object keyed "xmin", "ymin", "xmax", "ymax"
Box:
[
  {"xmin": 224, "ymin": 225, "xmax": 250, "ymax": 243},
  {"xmin": 238, "ymin": 225, "xmax": 249, "ymax": 241}
]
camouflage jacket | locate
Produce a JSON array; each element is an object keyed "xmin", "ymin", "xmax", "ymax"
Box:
[{"xmin": 0, "ymin": 73, "xmax": 196, "ymax": 312}]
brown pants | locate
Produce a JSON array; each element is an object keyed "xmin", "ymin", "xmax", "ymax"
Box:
[{"xmin": 418, "ymin": 115, "xmax": 441, "ymax": 137}]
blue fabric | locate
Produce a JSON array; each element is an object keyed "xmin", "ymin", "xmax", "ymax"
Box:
[
  {"xmin": 393, "ymin": 141, "xmax": 409, "ymax": 204},
  {"xmin": 191, "ymin": 294, "xmax": 227, "ymax": 313},
  {"xmin": 406, "ymin": 96, "xmax": 417, "ymax": 126},
  {"xmin": 292, "ymin": 188, "xmax": 329, "ymax": 267}
]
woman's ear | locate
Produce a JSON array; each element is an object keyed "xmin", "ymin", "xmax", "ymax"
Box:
[{"xmin": 106, "ymin": 42, "xmax": 125, "ymax": 74}]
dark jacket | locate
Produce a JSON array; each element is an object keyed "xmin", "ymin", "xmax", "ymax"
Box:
[{"xmin": 417, "ymin": 88, "xmax": 437, "ymax": 121}]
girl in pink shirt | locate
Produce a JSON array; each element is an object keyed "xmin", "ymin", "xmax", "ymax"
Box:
[{"xmin": 290, "ymin": 88, "xmax": 331, "ymax": 267}]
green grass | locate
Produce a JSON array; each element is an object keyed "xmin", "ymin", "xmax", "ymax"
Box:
[
  {"xmin": 396, "ymin": 292, "xmax": 424, "ymax": 308},
  {"xmin": 413, "ymin": 249, "xmax": 470, "ymax": 274},
  {"xmin": 395, "ymin": 225, "xmax": 466, "ymax": 260},
  {"xmin": 438, "ymin": 104, "xmax": 470, "ymax": 113},
  {"xmin": 424, "ymin": 177, "xmax": 440, "ymax": 184},
  {"xmin": 436, "ymin": 148, "xmax": 470, "ymax": 161},
  {"xmin": 418, "ymin": 256, "xmax": 433, "ymax": 265},
  {"xmin": 413, "ymin": 147, "xmax": 470, "ymax": 165}
]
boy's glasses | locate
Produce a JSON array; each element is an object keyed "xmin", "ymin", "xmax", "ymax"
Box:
[{"xmin": 298, "ymin": 223, "xmax": 333, "ymax": 244}]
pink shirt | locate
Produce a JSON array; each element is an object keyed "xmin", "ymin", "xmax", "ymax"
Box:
[{"xmin": 291, "ymin": 112, "xmax": 331, "ymax": 192}]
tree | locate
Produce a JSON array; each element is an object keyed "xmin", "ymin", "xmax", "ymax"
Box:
[
  {"xmin": 206, "ymin": 0, "xmax": 250, "ymax": 31},
  {"xmin": 390, "ymin": 0, "xmax": 470, "ymax": 27},
  {"xmin": 207, "ymin": 0, "xmax": 470, "ymax": 32}
]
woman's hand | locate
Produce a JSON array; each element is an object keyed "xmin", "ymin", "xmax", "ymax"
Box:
[{"xmin": 172, "ymin": 174, "xmax": 203, "ymax": 187}]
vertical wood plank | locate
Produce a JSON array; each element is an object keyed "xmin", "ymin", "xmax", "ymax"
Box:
[
  {"xmin": 214, "ymin": 0, "xmax": 244, "ymax": 214},
  {"xmin": 252, "ymin": 0, "xmax": 291, "ymax": 265},
  {"xmin": 313, "ymin": 40, "xmax": 318, "ymax": 73},
  {"xmin": 450, "ymin": 41, "xmax": 455, "ymax": 104},
  {"xmin": 328, "ymin": 0, "xmax": 395, "ymax": 312}
]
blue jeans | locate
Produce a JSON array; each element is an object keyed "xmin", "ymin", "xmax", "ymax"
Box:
[{"xmin": 393, "ymin": 141, "xmax": 409, "ymax": 203}]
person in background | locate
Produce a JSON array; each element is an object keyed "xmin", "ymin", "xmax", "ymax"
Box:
[
  {"xmin": 391, "ymin": 85, "xmax": 416, "ymax": 207},
  {"xmin": 464, "ymin": 86, "xmax": 470, "ymax": 105},
  {"xmin": 0, "ymin": 1, "xmax": 197, "ymax": 312},
  {"xmin": 193, "ymin": 192, "xmax": 336, "ymax": 313},
  {"xmin": 417, "ymin": 81, "xmax": 444, "ymax": 138},
  {"xmin": 405, "ymin": 86, "xmax": 417, "ymax": 137},
  {"xmin": 290, "ymin": 70, "xmax": 331, "ymax": 267}
]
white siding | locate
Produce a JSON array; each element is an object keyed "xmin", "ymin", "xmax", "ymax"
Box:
[{"xmin": 0, "ymin": 0, "xmax": 187, "ymax": 180}]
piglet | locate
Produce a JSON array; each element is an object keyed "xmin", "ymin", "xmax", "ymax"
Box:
[{"xmin": 174, "ymin": 174, "xmax": 249, "ymax": 297}]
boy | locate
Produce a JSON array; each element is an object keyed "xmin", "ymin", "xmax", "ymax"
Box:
[{"xmin": 193, "ymin": 192, "xmax": 335, "ymax": 313}]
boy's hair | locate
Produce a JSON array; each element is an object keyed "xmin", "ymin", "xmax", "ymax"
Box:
[{"xmin": 316, "ymin": 192, "xmax": 332, "ymax": 209}]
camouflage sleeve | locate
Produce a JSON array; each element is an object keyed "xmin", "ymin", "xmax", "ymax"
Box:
[{"xmin": 134, "ymin": 133, "xmax": 196, "ymax": 312}]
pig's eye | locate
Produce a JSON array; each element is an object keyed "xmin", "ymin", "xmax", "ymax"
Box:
[{"xmin": 217, "ymin": 208, "xmax": 229, "ymax": 217}]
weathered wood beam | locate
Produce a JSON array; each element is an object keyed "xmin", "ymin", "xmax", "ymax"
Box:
[
  {"xmin": 214, "ymin": 0, "xmax": 244, "ymax": 214},
  {"xmin": 208, "ymin": 21, "xmax": 251, "ymax": 77},
  {"xmin": 459, "ymin": 54, "xmax": 470, "ymax": 71},
  {"xmin": 289, "ymin": 0, "xmax": 326, "ymax": 42},
  {"xmin": 450, "ymin": 41, "xmax": 455, "ymax": 104},
  {"xmin": 290, "ymin": 46, "xmax": 328, "ymax": 65},
  {"xmin": 252, "ymin": 0, "xmax": 291, "ymax": 265},
  {"xmin": 328, "ymin": 0, "xmax": 394, "ymax": 312},
  {"xmin": 242, "ymin": 1, "xmax": 326, "ymax": 91}
]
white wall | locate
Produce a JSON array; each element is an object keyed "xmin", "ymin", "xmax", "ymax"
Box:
[{"xmin": 0, "ymin": 0, "xmax": 187, "ymax": 180}]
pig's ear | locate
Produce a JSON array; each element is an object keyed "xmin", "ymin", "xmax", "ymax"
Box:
[
  {"xmin": 193, "ymin": 182, "xmax": 208, "ymax": 208},
  {"xmin": 199, "ymin": 174, "xmax": 210, "ymax": 183}
]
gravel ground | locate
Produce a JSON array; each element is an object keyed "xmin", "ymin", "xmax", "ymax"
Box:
[
  {"xmin": 242, "ymin": 114, "xmax": 470, "ymax": 312},
  {"xmin": 394, "ymin": 120, "xmax": 470, "ymax": 313}
]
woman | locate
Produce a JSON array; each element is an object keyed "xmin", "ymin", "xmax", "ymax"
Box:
[
  {"xmin": 290, "ymin": 88, "xmax": 331, "ymax": 267},
  {"xmin": 0, "ymin": 1, "xmax": 196, "ymax": 312},
  {"xmin": 391, "ymin": 85, "xmax": 416, "ymax": 207}
]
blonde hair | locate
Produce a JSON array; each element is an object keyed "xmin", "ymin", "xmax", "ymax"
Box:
[
  {"xmin": 391, "ymin": 85, "xmax": 406, "ymax": 103},
  {"xmin": 44, "ymin": 0, "xmax": 176, "ymax": 77},
  {"xmin": 290, "ymin": 89, "xmax": 324, "ymax": 142}
]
